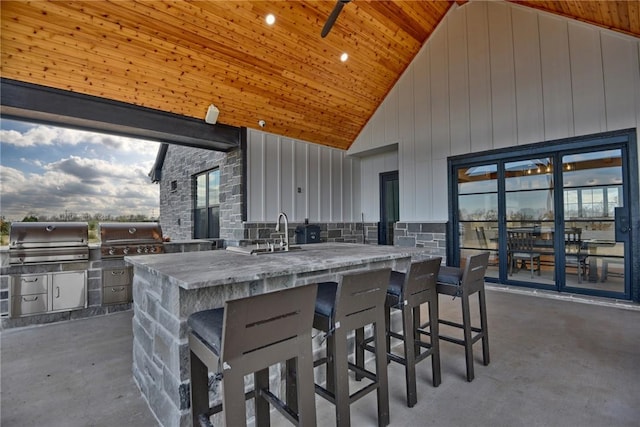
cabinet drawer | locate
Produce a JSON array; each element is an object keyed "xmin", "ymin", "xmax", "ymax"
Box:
[
  {"xmin": 12, "ymin": 293, "xmax": 48, "ymax": 316},
  {"xmin": 103, "ymin": 285, "xmax": 132, "ymax": 305},
  {"xmin": 102, "ymin": 268, "xmax": 132, "ymax": 287},
  {"xmin": 12, "ymin": 274, "xmax": 48, "ymax": 295}
]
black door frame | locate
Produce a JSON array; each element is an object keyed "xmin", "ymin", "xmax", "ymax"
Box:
[
  {"xmin": 379, "ymin": 170, "xmax": 399, "ymax": 245},
  {"xmin": 447, "ymin": 129, "xmax": 639, "ymax": 302}
]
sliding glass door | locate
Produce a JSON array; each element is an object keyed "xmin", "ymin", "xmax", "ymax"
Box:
[
  {"xmin": 449, "ymin": 130, "xmax": 637, "ymax": 300},
  {"xmin": 457, "ymin": 164, "xmax": 499, "ymax": 278},
  {"xmin": 561, "ymin": 149, "xmax": 626, "ymax": 293}
]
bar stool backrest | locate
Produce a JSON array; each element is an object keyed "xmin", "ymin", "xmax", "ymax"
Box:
[
  {"xmin": 461, "ymin": 252, "xmax": 490, "ymax": 293},
  {"xmin": 221, "ymin": 284, "xmax": 318, "ymax": 369},
  {"xmin": 403, "ymin": 257, "xmax": 442, "ymax": 305},
  {"xmin": 333, "ymin": 268, "xmax": 391, "ymax": 330}
]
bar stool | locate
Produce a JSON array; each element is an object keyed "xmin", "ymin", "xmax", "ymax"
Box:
[
  {"xmin": 313, "ymin": 268, "xmax": 391, "ymax": 427},
  {"xmin": 188, "ymin": 284, "xmax": 318, "ymax": 427},
  {"xmin": 436, "ymin": 252, "xmax": 490, "ymax": 382},
  {"xmin": 363, "ymin": 257, "xmax": 442, "ymax": 408}
]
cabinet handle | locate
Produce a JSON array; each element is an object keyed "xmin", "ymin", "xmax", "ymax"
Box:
[
  {"xmin": 112, "ymin": 287, "xmax": 125, "ymax": 292},
  {"xmin": 22, "ymin": 296, "xmax": 39, "ymax": 302},
  {"xmin": 56, "ymin": 286, "xmax": 60, "ymax": 298},
  {"xmin": 22, "ymin": 277, "xmax": 39, "ymax": 283},
  {"xmin": 111, "ymin": 271, "xmax": 125, "ymax": 276}
]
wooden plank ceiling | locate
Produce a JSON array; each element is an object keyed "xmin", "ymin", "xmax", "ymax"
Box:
[{"xmin": 2, "ymin": 1, "xmax": 639, "ymax": 150}]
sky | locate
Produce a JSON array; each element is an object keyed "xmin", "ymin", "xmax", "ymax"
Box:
[{"xmin": 0, "ymin": 118, "xmax": 160, "ymax": 221}]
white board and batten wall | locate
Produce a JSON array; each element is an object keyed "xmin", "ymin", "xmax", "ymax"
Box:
[
  {"xmin": 348, "ymin": 0, "xmax": 640, "ymax": 223},
  {"xmin": 247, "ymin": 129, "xmax": 362, "ymax": 223}
]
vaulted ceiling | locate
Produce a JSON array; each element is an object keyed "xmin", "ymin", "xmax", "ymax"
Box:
[{"xmin": 2, "ymin": 1, "xmax": 639, "ymax": 150}]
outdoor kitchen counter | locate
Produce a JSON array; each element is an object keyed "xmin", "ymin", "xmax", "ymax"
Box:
[
  {"xmin": 126, "ymin": 242, "xmax": 432, "ymax": 291},
  {"xmin": 126, "ymin": 242, "xmax": 434, "ymax": 427}
]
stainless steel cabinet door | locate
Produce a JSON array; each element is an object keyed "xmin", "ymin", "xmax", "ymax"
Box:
[{"xmin": 51, "ymin": 271, "xmax": 87, "ymax": 311}]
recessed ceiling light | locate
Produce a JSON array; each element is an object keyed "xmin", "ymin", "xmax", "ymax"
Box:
[
  {"xmin": 265, "ymin": 14, "xmax": 276, "ymax": 25},
  {"xmin": 340, "ymin": 52, "xmax": 348, "ymax": 62}
]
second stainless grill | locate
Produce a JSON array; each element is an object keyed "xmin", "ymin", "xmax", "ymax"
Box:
[{"xmin": 99, "ymin": 222, "xmax": 164, "ymax": 258}]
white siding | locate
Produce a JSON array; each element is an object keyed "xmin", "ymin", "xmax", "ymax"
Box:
[
  {"xmin": 247, "ymin": 129, "xmax": 361, "ymax": 222},
  {"xmin": 348, "ymin": 0, "xmax": 640, "ymax": 221}
]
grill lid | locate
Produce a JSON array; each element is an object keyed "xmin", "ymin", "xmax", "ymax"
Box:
[
  {"xmin": 99, "ymin": 222, "xmax": 163, "ymax": 244},
  {"xmin": 9, "ymin": 222, "xmax": 89, "ymax": 249}
]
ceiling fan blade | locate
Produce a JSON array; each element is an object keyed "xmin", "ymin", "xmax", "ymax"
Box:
[{"xmin": 321, "ymin": 0, "xmax": 349, "ymax": 38}]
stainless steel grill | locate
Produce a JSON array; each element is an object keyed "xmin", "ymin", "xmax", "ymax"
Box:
[
  {"xmin": 99, "ymin": 222, "xmax": 164, "ymax": 258},
  {"xmin": 9, "ymin": 222, "xmax": 89, "ymax": 264}
]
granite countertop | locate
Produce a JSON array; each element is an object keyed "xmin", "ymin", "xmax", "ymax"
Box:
[{"xmin": 125, "ymin": 243, "xmax": 433, "ymax": 290}]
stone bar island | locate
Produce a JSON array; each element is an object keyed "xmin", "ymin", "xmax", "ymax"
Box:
[{"xmin": 126, "ymin": 242, "xmax": 433, "ymax": 427}]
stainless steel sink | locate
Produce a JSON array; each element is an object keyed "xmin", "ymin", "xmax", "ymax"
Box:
[{"xmin": 226, "ymin": 245, "xmax": 302, "ymax": 255}]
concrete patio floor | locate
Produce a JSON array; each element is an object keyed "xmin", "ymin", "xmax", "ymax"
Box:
[{"xmin": 2, "ymin": 287, "xmax": 639, "ymax": 427}]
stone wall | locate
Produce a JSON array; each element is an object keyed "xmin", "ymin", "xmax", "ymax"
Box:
[
  {"xmin": 394, "ymin": 222, "xmax": 448, "ymax": 262},
  {"xmin": 240, "ymin": 221, "xmax": 379, "ymax": 245},
  {"xmin": 157, "ymin": 144, "xmax": 244, "ymax": 242}
]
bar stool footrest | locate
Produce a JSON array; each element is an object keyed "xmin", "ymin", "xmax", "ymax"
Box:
[
  {"xmin": 196, "ymin": 390, "xmax": 255, "ymax": 426},
  {"xmin": 259, "ymin": 388, "xmax": 299, "ymax": 425}
]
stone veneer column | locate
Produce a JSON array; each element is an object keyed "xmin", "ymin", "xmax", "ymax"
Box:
[
  {"xmin": 218, "ymin": 148, "xmax": 246, "ymax": 243},
  {"xmin": 394, "ymin": 222, "xmax": 448, "ymax": 262},
  {"xmin": 158, "ymin": 144, "xmax": 245, "ymax": 243}
]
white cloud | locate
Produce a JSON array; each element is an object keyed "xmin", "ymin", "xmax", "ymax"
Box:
[
  {"xmin": 1, "ymin": 156, "xmax": 159, "ymax": 221},
  {"xmin": 1, "ymin": 123, "xmax": 160, "ymax": 157}
]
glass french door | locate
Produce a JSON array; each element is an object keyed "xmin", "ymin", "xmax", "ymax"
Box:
[
  {"xmin": 561, "ymin": 149, "xmax": 626, "ymax": 294},
  {"xmin": 452, "ymin": 131, "xmax": 635, "ymax": 300}
]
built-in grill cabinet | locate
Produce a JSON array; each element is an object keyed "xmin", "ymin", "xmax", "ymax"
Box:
[
  {"xmin": 102, "ymin": 266, "xmax": 132, "ymax": 305},
  {"xmin": 11, "ymin": 271, "xmax": 87, "ymax": 317},
  {"xmin": 99, "ymin": 222, "xmax": 164, "ymax": 259}
]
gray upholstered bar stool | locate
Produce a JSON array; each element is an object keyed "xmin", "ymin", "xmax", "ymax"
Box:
[
  {"xmin": 313, "ymin": 268, "xmax": 391, "ymax": 427},
  {"xmin": 188, "ymin": 284, "xmax": 318, "ymax": 427},
  {"xmin": 362, "ymin": 257, "xmax": 442, "ymax": 408},
  {"xmin": 435, "ymin": 252, "xmax": 490, "ymax": 382}
]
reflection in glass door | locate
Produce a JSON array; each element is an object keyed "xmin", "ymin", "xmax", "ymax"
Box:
[
  {"xmin": 450, "ymin": 130, "xmax": 636, "ymax": 300},
  {"xmin": 561, "ymin": 149, "xmax": 626, "ymax": 293},
  {"xmin": 457, "ymin": 164, "xmax": 499, "ymax": 278},
  {"xmin": 504, "ymin": 158, "xmax": 556, "ymax": 285}
]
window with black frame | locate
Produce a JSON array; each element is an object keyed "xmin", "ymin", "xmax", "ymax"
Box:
[{"xmin": 194, "ymin": 169, "xmax": 220, "ymax": 239}]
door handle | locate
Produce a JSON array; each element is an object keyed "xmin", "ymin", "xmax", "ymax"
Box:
[{"xmin": 56, "ymin": 286, "xmax": 60, "ymax": 298}]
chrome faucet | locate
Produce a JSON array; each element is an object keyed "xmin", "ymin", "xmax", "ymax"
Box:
[{"xmin": 275, "ymin": 212, "xmax": 289, "ymax": 251}]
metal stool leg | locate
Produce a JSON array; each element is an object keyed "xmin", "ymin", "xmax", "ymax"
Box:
[
  {"xmin": 223, "ymin": 369, "xmax": 249, "ymax": 426},
  {"xmin": 190, "ymin": 350, "xmax": 210, "ymax": 427},
  {"xmin": 402, "ymin": 303, "xmax": 418, "ymax": 407},
  {"xmin": 374, "ymin": 313, "xmax": 390, "ymax": 426},
  {"xmin": 296, "ymin": 344, "xmax": 318, "ymax": 427},
  {"xmin": 479, "ymin": 289, "xmax": 490, "ymax": 366},
  {"xmin": 461, "ymin": 290, "xmax": 475, "ymax": 382},
  {"xmin": 428, "ymin": 298, "xmax": 442, "ymax": 387},
  {"xmin": 355, "ymin": 327, "xmax": 365, "ymax": 380},
  {"xmin": 255, "ymin": 368, "xmax": 270, "ymax": 427},
  {"xmin": 332, "ymin": 329, "xmax": 351, "ymax": 427}
]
